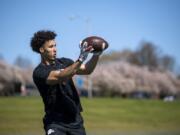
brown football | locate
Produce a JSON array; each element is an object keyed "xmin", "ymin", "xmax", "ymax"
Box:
[{"xmin": 80, "ymin": 36, "xmax": 109, "ymax": 53}]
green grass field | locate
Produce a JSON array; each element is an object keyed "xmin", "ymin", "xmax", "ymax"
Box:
[{"xmin": 0, "ymin": 96, "xmax": 180, "ymax": 135}]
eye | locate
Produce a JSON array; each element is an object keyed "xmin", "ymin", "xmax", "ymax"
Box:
[{"xmin": 49, "ymin": 44, "xmax": 56, "ymax": 48}]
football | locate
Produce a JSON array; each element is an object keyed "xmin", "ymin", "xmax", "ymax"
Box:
[{"xmin": 80, "ymin": 36, "xmax": 109, "ymax": 53}]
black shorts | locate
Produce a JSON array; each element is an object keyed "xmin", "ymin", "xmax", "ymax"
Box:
[{"xmin": 45, "ymin": 123, "xmax": 86, "ymax": 135}]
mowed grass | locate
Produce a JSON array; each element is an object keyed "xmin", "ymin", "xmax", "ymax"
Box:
[{"xmin": 0, "ymin": 96, "xmax": 180, "ymax": 135}]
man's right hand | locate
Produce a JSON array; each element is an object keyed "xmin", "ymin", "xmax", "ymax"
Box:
[{"xmin": 78, "ymin": 41, "xmax": 93, "ymax": 62}]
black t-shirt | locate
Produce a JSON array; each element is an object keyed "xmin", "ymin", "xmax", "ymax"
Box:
[{"xmin": 33, "ymin": 58, "xmax": 83, "ymax": 129}]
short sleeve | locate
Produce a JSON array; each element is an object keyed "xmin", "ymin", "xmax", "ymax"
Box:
[{"xmin": 33, "ymin": 65, "xmax": 52, "ymax": 84}]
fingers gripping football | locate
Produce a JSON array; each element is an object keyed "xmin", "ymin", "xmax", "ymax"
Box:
[
  {"xmin": 80, "ymin": 36, "xmax": 109, "ymax": 54},
  {"xmin": 78, "ymin": 41, "xmax": 93, "ymax": 62}
]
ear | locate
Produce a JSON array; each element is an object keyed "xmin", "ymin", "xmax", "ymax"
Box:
[{"xmin": 39, "ymin": 47, "xmax": 44, "ymax": 53}]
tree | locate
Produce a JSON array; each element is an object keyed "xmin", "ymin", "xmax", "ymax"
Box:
[
  {"xmin": 99, "ymin": 41, "xmax": 176, "ymax": 73},
  {"xmin": 99, "ymin": 49, "xmax": 135, "ymax": 63},
  {"xmin": 14, "ymin": 56, "xmax": 33, "ymax": 69},
  {"xmin": 159, "ymin": 55, "xmax": 175, "ymax": 71},
  {"xmin": 136, "ymin": 41, "xmax": 159, "ymax": 68}
]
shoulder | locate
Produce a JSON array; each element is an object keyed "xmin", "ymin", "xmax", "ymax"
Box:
[
  {"xmin": 33, "ymin": 64, "xmax": 41, "ymax": 75},
  {"xmin": 33, "ymin": 63, "xmax": 45, "ymax": 74},
  {"xmin": 33, "ymin": 63, "xmax": 51, "ymax": 80}
]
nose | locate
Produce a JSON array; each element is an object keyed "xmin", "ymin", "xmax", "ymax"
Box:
[{"xmin": 53, "ymin": 46, "xmax": 57, "ymax": 52}]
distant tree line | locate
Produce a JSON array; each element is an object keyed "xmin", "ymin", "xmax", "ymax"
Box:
[
  {"xmin": 0, "ymin": 55, "xmax": 34, "ymax": 96},
  {"xmin": 100, "ymin": 41, "xmax": 175, "ymax": 72},
  {"xmin": 77, "ymin": 41, "xmax": 180, "ymax": 98},
  {"xmin": 14, "ymin": 56, "xmax": 33, "ymax": 69},
  {"xmin": 0, "ymin": 54, "xmax": 33, "ymax": 69}
]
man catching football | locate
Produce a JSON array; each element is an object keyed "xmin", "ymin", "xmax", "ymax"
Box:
[{"xmin": 31, "ymin": 30, "xmax": 103, "ymax": 135}]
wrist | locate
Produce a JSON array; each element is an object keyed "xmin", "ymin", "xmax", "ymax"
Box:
[
  {"xmin": 93, "ymin": 51, "xmax": 102, "ymax": 56},
  {"xmin": 76, "ymin": 58, "xmax": 84, "ymax": 63}
]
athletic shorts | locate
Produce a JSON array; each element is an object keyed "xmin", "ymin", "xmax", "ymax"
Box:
[{"xmin": 45, "ymin": 123, "xmax": 86, "ymax": 135}]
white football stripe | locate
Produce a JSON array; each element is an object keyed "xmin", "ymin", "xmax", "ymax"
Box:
[{"xmin": 102, "ymin": 42, "xmax": 106, "ymax": 50}]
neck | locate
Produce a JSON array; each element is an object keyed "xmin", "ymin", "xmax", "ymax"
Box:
[{"xmin": 41, "ymin": 56, "xmax": 55, "ymax": 65}]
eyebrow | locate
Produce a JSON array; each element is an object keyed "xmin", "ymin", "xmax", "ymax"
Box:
[{"xmin": 49, "ymin": 44, "xmax": 56, "ymax": 46}]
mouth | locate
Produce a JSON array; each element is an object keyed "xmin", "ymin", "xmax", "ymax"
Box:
[{"xmin": 50, "ymin": 54, "xmax": 56, "ymax": 60}]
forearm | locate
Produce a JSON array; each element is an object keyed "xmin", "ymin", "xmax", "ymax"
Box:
[
  {"xmin": 47, "ymin": 60, "xmax": 83, "ymax": 85},
  {"xmin": 58, "ymin": 60, "xmax": 82, "ymax": 79},
  {"xmin": 84, "ymin": 55, "xmax": 100, "ymax": 74}
]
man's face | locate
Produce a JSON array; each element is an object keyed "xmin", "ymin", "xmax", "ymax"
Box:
[{"xmin": 40, "ymin": 39, "xmax": 57, "ymax": 62}]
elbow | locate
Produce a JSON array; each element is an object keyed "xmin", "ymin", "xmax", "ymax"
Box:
[{"xmin": 86, "ymin": 69, "xmax": 94, "ymax": 75}]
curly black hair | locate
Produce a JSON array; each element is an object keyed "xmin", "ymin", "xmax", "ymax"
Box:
[{"xmin": 30, "ymin": 30, "xmax": 57, "ymax": 53}]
